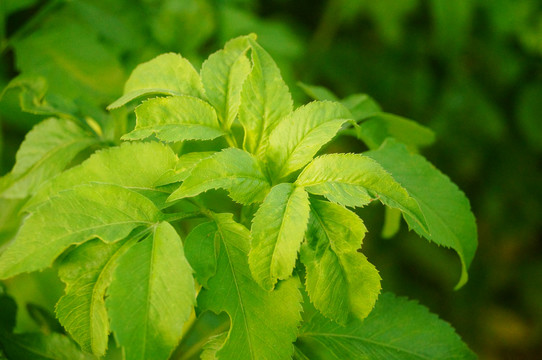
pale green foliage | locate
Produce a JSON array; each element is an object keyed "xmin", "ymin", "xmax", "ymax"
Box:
[
  {"xmin": 366, "ymin": 140, "xmax": 477, "ymax": 288},
  {"xmin": 0, "ymin": 118, "xmax": 97, "ymax": 198},
  {"xmin": 107, "ymin": 222, "xmax": 195, "ymax": 360},
  {"xmin": 0, "ymin": 183, "xmax": 161, "ymax": 279},
  {"xmin": 188, "ymin": 214, "xmax": 302, "ymax": 360},
  {"xmin": 108, "ymin": 53, "xmax": 204, "ymax": 109},
  {"xmin": 301, "ymin": 199, "xmax": 381, "ymax": 324},
  {"xmin": 154, "ymin": 151, "xmax": 216, "ymax": 186},
  {"xmin": 169, "ymin": 148, "xmax": 271, "ymax": 204},
  {"xmin": 122, "ymin": 96, "xmax": 225, "ymax": 142},
  {"xmin": 249, "ymin": 183, "xmax": 310, "ymax": 290},
  {"xmin": 296, "ymin": 292, "xmax": 476, "ymax": 360}
]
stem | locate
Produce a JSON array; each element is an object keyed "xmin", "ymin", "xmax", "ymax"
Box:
[{"xmin": 224, "ymin": 132, "xmax": 239, "ymax": 148}]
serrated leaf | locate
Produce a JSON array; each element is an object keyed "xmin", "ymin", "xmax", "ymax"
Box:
[
  {"xmin": 108, "ymin": 53, "xmax": 204, "ymax": 109},
  {"xmin": 0, "ymin": 118, "xmax": 97, "ymax": 198},
  {"xmin": 357, "ymin": 112, "xmax": 435, "ymax": 150},
  {"xmin": 239, "ymin": 38, "xmax": 293, "ymax": 158},
  {"xmin": 201, "ymin": 35, "xmax": 254, "ymax": 129},
  {"xmin": 295, "ymin": 153, "xmax": 428, "ymax": 232},
  {"xmin": 295, "ymin": 292, "xmax": 476, "ymax": 360},
  {"xmin": 268, "ymin": 101, "xmax": 351, "ymax": 180},
  {"xmin": 56, "ymin": 238, "xmax": 135, "ymax": 356},
  {"xmin": 122, "ymin": 96, "xmax": 225, "ymax": 142},
  {"xmin": 249, "ymin": 183, "xmax": 310, "ymax": 290},
  {"xmin": 184, "ymin": 222, "xmax": 220, "ymax": 288},
  {"xmin": 301, "ymin": 199, "xmax": 381, "ymax": 324},
  {"xmin": 192, "ymin": 214, "xmax": 302, "ymax": 360},
  {"xmin": 0, "ymin": 183, "xmax": 161, "ymax": 279},
  {"xmin": 26, "ymin": 142, "xmax": 177, "ymax": 211},
  {"xmin": 154, "ymin": 151, "xmax": 216, "ymax": 187},
  {"xmin": 168, "ymin": 148, "xmax": 271, "ymax": 204},
  {"xmin": 366, "ymin": 140, "xmax": 477, "ymax": 288},
  {"xmin": 0, "ymin": 332, "xmax": 96, "ymax": 360},
  {"xmin": 107, "ymin": 222, "xmax": 195, "ymax": 360}
]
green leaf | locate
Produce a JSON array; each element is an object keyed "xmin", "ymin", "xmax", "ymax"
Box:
[
  {"xmin": 201, "ymin": 34, "xmax": 254, "ymax": 129},
  {"xmin": 297, "ymin": 82, "xmax": 339, "ymax": 102},
  {"xmin": 357, "ymin": 113, "xmax": 435, "ymax": 150},
  {"xmin": 249, "ymin": 183, "xmax": 310, "ymax": 290},
  {"xmin": 169, "ymin": 148, "xmax": 271, "ymax": 205},
  {"xmin": 108, "ymin": 53, "xmax": 204, "ymax": 109},
  {"xmin": 122, "ymin": 96, "xmax": 225, "ymax": 142},
  {"xmin": 25, "ymin": 142, "xmax": 177, "ymax": 211},
  {"xmin": 301, "ymin": 199, "xmax": 381, "ymax": 324},
  {"xmin": 0, "ymin": 332, "xmax": 96, "ymax": 360},
  {"xmin": 184, "ymin": 222, "xmax": 220, "ymax": 288},
  {"xmin": 295, "ymin": 292, "xmax": 476, "ymax": 360},
  {"xmin": 295, "ymin": 153, "xmax": 428, "ymax": 232},
  {"xmin": 191, "ymin": 214, "xmax": 302, "ymax": 360},
  {"xmin": 154, "ymin": 151, "xmax": 216, "ymax": 186},
  {"xmin": 0, "ymin": 183, "xmax": 161, "ymax": 279},
  {"xmin": 341, "ymin": 93, "xmax": 382, "ymax": 121},
  {"xmin": 366, "ymin": 140, "xmax": 477, "ymax": 288},
  {"xmin": 107, "ymin": 222, "xmax": 195, "ymax": 360},
  {"xmin": 239, "ymin": 38, "xmax": 293, "ymax": 158},
  {"xmin": 0, "ymin": 118, "xmax": 97, "ymax": 198},
  {"xmin": 56, "ymin": 238, "xmax": 135, "ymax": 356}
]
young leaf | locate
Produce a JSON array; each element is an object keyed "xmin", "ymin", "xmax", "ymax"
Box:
[
  {"xmin": 201, "ymin": 34, "xmax": 254, "ymax": 129},
  {"xmin": 366, "ymin": 140, "xmax": 477, "ymax": 288},
  {"xmin": 295, "ymin": 292, "xmax": 476, "ymax": 360},
  {"xmin": 267, "ymin": 101, "xmax": 352, "ymax": 180},
  {"xmin": 295, "ymin": 153, "xmax": 428, "ymax": 232},
  {"xmin": 122, "ymin": 96, "xmax": 226, "ymax": 142},
  {"xmin": 107, "ymin": 222, "xmax": 195, "ymax": 360},
  {"xmin": 25, "ymin": 141, "xmax": 177, "ymax": 211},
  {"xmin": 0, "ymin": 118, "xmax": 97, "ymax": 198},
  {"xmin": 0, "ymin": 332, "xmax": 96, "ymax": 360},
  {"xmin": 249, "ymin": 183, "xmax": 310, "ymax": 290},
  {"xmin": 0, "ymin": 183, "xmax": 161, "ymax": 279},
  {"xmin": 154, "ymin": 151, "xmax": 216, "ymax": 186},
  {"xmin": 239, "ymin": 38, "xmax": 293, "ymax": 158},
  {"xmin": 108, "ymin": 53, "xmax": 204, "ymax": 109},
  {"xmin": 188, "ymin": 214, "xmax": 302, "ymax": 360},
  {"xmin": 56, "ymin": 238, "xmax": 135, "ymax": 357},
  {"xmin": 168, "ymin": 148, "xmax": 271, "ymax": 205},
  {"xmin": 301, "ymin": 199, "xmax": 381, "ymax": 324}
]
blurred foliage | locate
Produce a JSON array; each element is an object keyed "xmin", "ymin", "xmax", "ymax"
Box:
[{"xmin": 0, "ymin": 0, "xmax": 541, "ymax": 359}]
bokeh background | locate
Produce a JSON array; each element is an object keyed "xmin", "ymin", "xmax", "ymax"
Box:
[{"xmin": 1, "ymin": 0, "xmax": 541, "ymax": 359}]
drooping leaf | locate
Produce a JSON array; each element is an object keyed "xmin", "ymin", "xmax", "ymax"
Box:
[
  {"xmin": 357, "ymin": 112, "xmax": 435, "ymax": 150},
  {"xmin": 201, "ymin": 34, "xmax": 253, "ymax": 129},
  {"xmin": 249, "ymin": 183, "xmax": 310, "ymax": 290},
  {"xmin": 0, "ymin": 118, "xmax": 97, "ymax": 198},
  {"xmin": 267, "ymin": 101, "xmax": 352, "ymax": 180},
  {"xmin": 169, "ymin": 148, "xmax": 271, "ymax": 204},
  {"xmin": 0, "ymin": 331, "xmax": 96, "ymax": 360},
  {"xmin": 188, "ymin": 214, "xmax": 302, "ymax": 360},
  {"xmin": 239, "ymin": 38, "xmax": 293, "ymax": 158},
  {"xmin": 301, "ymin": 199, "xmax": 381, "ymax": 324},
  {"xmin": 295, "ymin": 153, "xmax": 428, "ymax": 232},
  {"xmin": 154, "ymin": 151, "xmax": 216, "ymax": 186},
  {"xmin": 108, "ymin": 53, "xmax": 204, "ymax": 109},
  {"xmin": 56, "ymin": 238, "xmax": 135, "ymax": 356},
  {"xmin": 295, "ymin": 292, "xmax": 476, "ymax": 360},
  {"xmin": 25, "ymin": 141, "xmax": 177, "ymax": 211},
  {"xmin": 366, "ymin": 140, "xmax": 477, "ymax": 288},
  {"xmin": 107, "ymin": 222, "xmax": 195, "ymax": 360},
  {"xmin": 0, "ymin": 183, "xmax": 161, "ymax": 279},
  {"xmin": 122, "ymin": 96, "xmax": 225, "ymax": 142}
]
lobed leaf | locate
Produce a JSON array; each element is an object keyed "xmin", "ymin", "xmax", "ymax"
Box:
[
  {"xmin": 107, "ymin": 222, "xmax": 195, "ymax": 360},
  {"xmin": 301, "ymin": 199, "xmax": 381, "ymax": 324},
  {"xmin": 239, "ymin": 38, "xmax": 293, "ymax": 158},
  {"xmin": 366, "ymin": 140, "xmax": 477, "ymax": 288},
  {"xmin": 108, "ymin": 53, "xmax": 204, "ymax": 109},
  {"xmin": 295, "ymin": 292, "xmax": 476, "ymax": 360},
  {"xmin": 296, "ymin": 153, "xmax": 428, "ymax": 232},
  {"xmin": 249, "ymin": 183, "xmax": 310, "ymax": 290},
  {"xmin": 122, "ymin": 96, "xmax": 225, "ymax": 142},
  {"xmin": 168, "ymin": 148, "xmax": 271, "ymax": 205},
  {"xmin": 0, "ymin": 183, "xmax": 161, "ymax": 279},
  {"xmin": 188, "ymin": 214, "xmax": 302, "ymax": 360},
  {"xmin": 201, "ymin": 34, "xmax": 254, "ymax": 129},
  {"xmin": 267, "ymin": 101, "xmax": 352, "ymax": 181}
]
